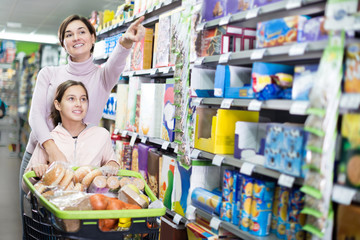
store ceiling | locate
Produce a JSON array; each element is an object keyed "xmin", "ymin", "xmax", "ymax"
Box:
[{"xmin": 0, "ymin": 0, "xmax": 123, "ymax": 43}]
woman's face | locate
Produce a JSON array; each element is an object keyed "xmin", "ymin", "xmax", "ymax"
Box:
[
  {"xmin": 63, "ymin": 20, "xmax": 95, "ymax": 62},
  {"xmin": 55, "ymin": 85, "xmax": 88, "ymax": 123}
]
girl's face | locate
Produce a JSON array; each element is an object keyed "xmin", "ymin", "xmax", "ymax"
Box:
[
  {"xmin": 63, "ymin": 20, "xmax": 95, "ymax": 62},
  {"xmin": 55, "ymin": 85, "xmax": 88, "ymax": 123}
]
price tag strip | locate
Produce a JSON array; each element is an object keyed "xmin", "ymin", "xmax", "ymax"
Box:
[
  {"xmin": 221, "ymin": 98, "xmax": 234, "ymax": 109},
  {"xmin": 240, "ymin": 162, "xmax": 255, "ymax": 176},
  {"xmin": 190, "ymin": 149, "xmax": 201, "ymax": 159},
  {"xmin": 209, "ymin": 217, "xmax": 222, "ymax": 230},
  {"xmin": 219, "ymin": 52, "xmax": 232, "ymax": 64},
  {"xmin": 196, "ymin": 22, "xmax": 207, "ymax": 32},
  {"xmin": 162, "ymin": 141, "xmax": 170, "ymax": 150},
  {"xmin": 174, "ymin": 143, "xmax": 179, "ymax": 154},
  {"xmin": 192, "ymin": 98, "xmax": 203, "ymax": 107},
  {"xmin": 194, "ymin": 57, "xmax": 205, "ymax": 66},
  {"xmin": 173, "ymin": 214, "xmax": 183, "ymax": 225},
  {"xmin": 186, "ymin": 205, "xmax": 197, "ymax": 221},
  {"xmin": 113, "ymin": 129, "xmax": 119, "ymax": 135},
  {"xmin": 248, "ymin": 99, "xmax": 263, "ymax": 111},
  {"xmin": 121, "ymin": 130, "xmax": 128, "ymax": 137},
  {"xmin": 340, "ymin": 93, "xmax": 360, "ymax": 110},
  {"xmin": 141, "ymin": 136, "xmax": 148, "ymax": 144},
  {"xmin": 290, "ymin": 101, "xmax": 310, "ymax": 115},
  {"xmin": 286, "ymin": 0, "xmax": 302, "ymax": 9},
  {"xmin": 219, "ymin": 15, "xmax": 232, "ymax": 26},
  {"xmin": 278, "ymin": 174, "xmax": 295, "ymax": 188},
  {"xmin": 246, "ymin": 8, "xmax": 260, "ymax": 19},
  {"xmin": 130, "ymin": 133, "xmax": 138, "ymax": 146},
  {"xmin": 250, "ymin": 48, "xmax": 267, "ymax": 60},
  {"xmin": 150, "ymin": 68, "xmax": 159, "ymax": 75},
  {"xmin": 212, "ymin": 155, "xmax": 225, "ymax": 166},
  {"xmin": 332, "ymin": 184, "xmax": 357, "ymax": 205},
  {"xmin": 289, "ymin": 42, "xmax": 308, "ymax": 56}
]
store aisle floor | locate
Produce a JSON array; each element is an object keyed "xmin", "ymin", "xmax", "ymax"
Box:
[{"xmin": 0, "ymin": 145, "xmax": 22, "ymax": 240}]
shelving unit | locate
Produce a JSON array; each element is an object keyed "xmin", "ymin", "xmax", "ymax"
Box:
[{"xmin": 195, "ymin": 208, "xmax": 278, "ymax": 240}]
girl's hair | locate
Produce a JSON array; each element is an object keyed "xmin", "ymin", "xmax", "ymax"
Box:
[
  {"xmin": 50, "ymin": 80, "xmax": 88, "ymax": 127},
  {"xmin": 58, "ymin": 14, "xmax": 97, "ymax": 53}
]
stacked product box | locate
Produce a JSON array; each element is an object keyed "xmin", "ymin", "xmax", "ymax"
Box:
[{"xmin": 221, "ymin": 26, "xmax": 256, "ymax": 54}]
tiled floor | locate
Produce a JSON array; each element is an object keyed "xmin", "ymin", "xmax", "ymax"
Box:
[{"xmin": 0, "ymin": 143, "xmax": 22, "ymax": 239}]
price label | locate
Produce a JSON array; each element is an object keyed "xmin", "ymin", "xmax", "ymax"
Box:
[
  {"xmin": 219, "ymin": 15, "xmax": 232, "ymax": 26},
  {"xmin": 246, "ymin": 8, "xmax": 260, "ymax": 19},
  {"xmin": 127, "ymin": 16, "xmax": 135, "ymax": 23},
  {"xmin": 194, "ymin": 57, "xmax": 205, "ymax": 66},
  {"xmin": 121, "ymin": 130, "xmax": 128, "ymax": 137},
  {"xmin": 221, "ymin": 98, "xmax": 233, "ymax": 109},
  {"xmin": 190, "ymin": 149, "xmax": 201, "ymax": 159},
  {"xmin": 286, "ymin": 0, "xmax": 302, "ymax": 9},
  {"xmin": 240, "ymin": 162, "xmax": 255, "ymax": 176},
  {"xmin": 289, "ymin": 42, "xmax": 308, "ymax": 56},
  {"xmin": 196, "ymin": 22, "xmax": 206, "ymax": 32},
  {"xmin": 186, "ymin": 205, "xmax": 196, "ymax": 221},
  {"xmin": 209, "ymin": 217, "xmax": 221, "ymax": 230},
  {"xmin": 219, "ymin": 52, "xmax": 232, "ymax": 63},
  {"xmin": 290, "ymin": 101, "xmax": 310, "ymax": 115},
  {"xmin": 278, "ymin": 174, "xmax": 295, "ymax": 188},
  {"xmin": 138, "ymin": 11, "xmax": 146, "ymax": 17},
  {"xmin": 173, "ymin": 214, "xmax": 182, "ymax": 225},
  {"xmin": 165, "ymin": 0, "xmax": 172, "ymax": 5},
  {"xmin": 248, "ymin": 99, "xmax": 263, "ymax": 111},
  {"xmin": 192, "ymin": 98, "xmax": 203, "ymax": 107},
  {"xmin": 340, "ymin": 94, "xmax": 360, "ymax": 109},
  {"xmin": 141, "ymin": 136, "xmax": 148, "ymax": 144},
  {"xmin": 212, "ymin": 155, "xmax": 225, "ymax": 166},
  {"xmin": 129, "ymin": 71, "xmax": 135, "ymax": 77},
  {"xmin": 163, "ymin": 67, "xmax": 171, "ymax": 74},
  {"xmin": 250, "ymin": 48, "xmax": 267, "ymax": 60},
  {"xmin": 174, "ymin": 144, "xmax": 179, "ymax": 154},
  {"xmin": 130, "ymin": 134, "xmax": 138, "ymax": 146},
  {"xmin": 162, "ymin": 141, "xmax": 170, "ymax": 150},
  {"xmin": 113, "ymin": 129, "xmax": 119, "ymax": 134},
  {"xmin": 332, "ymin": 185, "xmax": 357, "ymax": 205},
  {"xmin": 151, "ymin": 68, "xmax": 159, "ymax": 75}
]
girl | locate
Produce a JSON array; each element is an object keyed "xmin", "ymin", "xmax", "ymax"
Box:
[{"xmin": 23, "ymin": 80, "xmax": 120, "ymax": 179}]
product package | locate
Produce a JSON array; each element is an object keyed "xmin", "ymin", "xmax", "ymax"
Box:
[
  {"xmin": 130, "ymin": 27, "xmax": 153, "ymax": 70},
  {"xmin": 155, "ymin": 13, "xmax": 171, "ymax": 68},
  {"xmin": 214, "ymin": 65, "xmax": 253, "ymax": 99},
  {"xmin": 292, "ymin": 64, "xmax": 319, "ymax": 101},
  {"xmin": 200, "ymin": 26, "xmax": 227, "ymax": 57},
  {"xmin": 138, "ymin": 143, "xmax": 157, "ymax": 183},
  {"xmin": 159, "ymin": 154, "xmax": 176, "ymax": 209},
  {"xmin": 256, "ymin": 15, "xmax": 309, "ymax": 48},
  {"xmin": 344, "ymin": 43, "xmax": 360, "ymax": 93},
  {"xmin": 190, "ymin": 67, "xmax": 216, "ymax": 98},
  {"xmin": 115, "ymin": 83, "xmax": 129, "ymax": 131},
  {"xmin": 194, "ymin": 108, "xmax": 259, "ymax": 154},
  {"xmin": 139, "ymin": 83, "xmax": 165, "ymax": 138},
  {"xmin": 251, "ymin": 0, "xmax": 282, "ymax": 8},
  {"xmin": 161, "ymin": 79, "xmax": 176, "ymax": 142},
  {"xmin": 297, "ymin": 16, "xmax": 328, "ymax": 43},
  {"xmin": 173, "ymin": 161, "xmax": 192, "ymax": 217},
  {"xmin": 147, "ymin": 149, "xmax": 162, "ymax": 198},
  {"xmin": 201, "ymin": 0, "xmax": 226, "ymax": 22}
]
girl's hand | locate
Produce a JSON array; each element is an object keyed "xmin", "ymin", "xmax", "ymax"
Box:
[
  {"xmin": 120, "ymin": 16, "xmax": 146, "ymax": 49},
  {"xmin": 101, "ymin": 161, "xmax": 120, "ymax": 176},
  {"xmin": 43, "ymin": 139, "xmax": 67, "ymax": 164},
  {"xmin": 32, "ymin": 164, "xmax": 48, "ymax": 178}
]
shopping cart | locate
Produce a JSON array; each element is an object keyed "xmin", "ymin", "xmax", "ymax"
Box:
[{"xmin": 23, "ymin": 169, "xmax": 166, "ymax": 240}]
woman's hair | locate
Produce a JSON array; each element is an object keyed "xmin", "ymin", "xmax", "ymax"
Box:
[
  {"xmin": 58, "ymin": 14, "xmax": 97, "ymax": 53},
  {"xmin": 50, "ymin": 80, "xmax": 89, "ymax": 127}
]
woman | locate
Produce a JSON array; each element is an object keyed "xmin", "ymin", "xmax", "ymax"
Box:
[
  {"xmin": 19, "ymin": 14, "xmax": 144, "ymax": 236},
  {"xmin": 23, "ymin": 80, "xmax": 119, "ymax": 184}
]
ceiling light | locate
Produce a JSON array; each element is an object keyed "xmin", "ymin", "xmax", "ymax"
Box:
[
  {"xmin": 0, "ymin": 32, "xmax": 58, "ymax": 44},
  {"xmin": 6, "ymin": 22, "xmax": 22, "ymax": 28}
]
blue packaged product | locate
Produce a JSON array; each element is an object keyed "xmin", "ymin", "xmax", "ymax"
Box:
[
  {"xmin": 276, "ymin": 187, "xmax": 290, "ymax": 239},
  {"xmin": 292, "ymin": 64, "xmax": 319, "ymax": 101},
  {"xmin": 220, "ymin": 201, "xmax": 233, "ymax": 222},
  {"xmin": 191, "ymin": 187, "xmax": 222, "ymax": 215},
  {"xmin": 271, "ymin": 186, "xmax": 281, "ymax": 233},
  {"xmin": 239, "ymin": 175, "xmax": 253, "ymax": 232},
  {"xmin": 249, "ymin": 179, "xmax": 275, "ymax": 236},
  {"xmin": 222, "ymin": 169, "xmax": 234, "ymax": 202},
  {"xmin": 232, "ymin": 173, "xmax": 243, "ymax": 226}
]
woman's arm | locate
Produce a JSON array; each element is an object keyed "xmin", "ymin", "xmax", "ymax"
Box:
[
  {"xmin": 28, "ymin": 68, "xmax": 67, "ymax": 163},
  {"xmin": 102, "ymin": 16, "xmax": 146, "ymax": 91}
]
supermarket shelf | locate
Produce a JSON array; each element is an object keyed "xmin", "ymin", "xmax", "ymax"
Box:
[
  {"xmin": 332, "ymin": 184, "xmax": 360, "ymax": 205},
  {"xmin": 199, "ymin": 0, "xmax": 326, "ymax": 30},
  {"xmin": 102, "ymin": 113, "xmax": 116, "ymax": 121},
  {"xmin": 194, "ymin": 97, "xmax": 310, "ymax": 114},
  {"xmin": 195, "ymin": 208, "xmax": 278, "ymax": 240},
  {"xmin": 122, "ymin": 130, "xmax": 178, "ymax": 151},
  {"xmin": 194, "ymin": 150, "xmax": 304, "ymax": 186},
  {"xmin": 194, "ymin": 40, "xmax": 326, "ymax": 67},
  {"xmin": 339, "ymin": 93, "xmax": 360, "ymax": 114},
  {"xmin": 0, "ymin": 63, "xmax": 12, "ymax": 68},
  {"xmin": 121, "ymin": 66, "xmax": 174, "ymax": 78},
  {"xmin": 165, "ymin": 209, "xmax": 188, "ymax": 224},
  {"xmin": 97, "ymin": 0, "xmax": 182, "ymax": 39}
]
